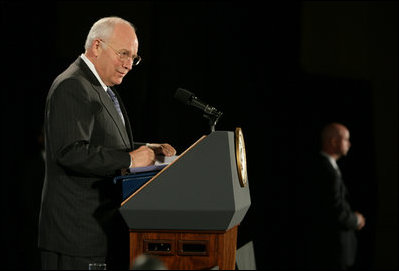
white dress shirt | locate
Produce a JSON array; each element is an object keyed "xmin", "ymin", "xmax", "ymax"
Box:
[{"xmin": 80, "ymin": 54, "xmax": 108, "ymax": 92}]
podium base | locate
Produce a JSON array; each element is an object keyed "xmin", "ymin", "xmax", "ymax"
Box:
[{"xmin": 129, "ymin": 226, "xmax": 238, "ymax": 270}]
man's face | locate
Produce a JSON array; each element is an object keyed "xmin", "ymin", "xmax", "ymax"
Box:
[
  {"xmin": 95, "ymin": 23, "xmax": 138, "ymax": 86},
  {"xmin": 337, "ymin": 128, "xmax": 351, "ymax": 157}
]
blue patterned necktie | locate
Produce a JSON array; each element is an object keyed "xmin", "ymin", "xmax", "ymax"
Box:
[{"xmin": 106, "ymin": 87, "xmax": 125, "ymax": 126}]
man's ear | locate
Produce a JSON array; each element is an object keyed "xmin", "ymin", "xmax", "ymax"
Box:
[
  {"xmin": 330, "ymin": 137, "xmax": 339, "ymax": 150},
  {"xmin": 92, "ymin": 39, "xmax": 102, "ymax": 57}
]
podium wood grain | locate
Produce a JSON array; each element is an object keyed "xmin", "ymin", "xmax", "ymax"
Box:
[{"xmin": 129, "ymin": 226, "xmax": 238, "ymax": 270}]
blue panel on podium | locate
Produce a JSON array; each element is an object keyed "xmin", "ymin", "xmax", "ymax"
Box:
[{"xmin": 114, "ymin": 170, "xmax": 162, "ymax": 201}]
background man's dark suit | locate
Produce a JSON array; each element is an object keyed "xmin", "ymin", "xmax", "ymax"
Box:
[
  {"xmin": 38, "ymin": 57, "xmax": 139, "ymax": 267},
  {"xmin": 302, "ymin": 153, "xmax": 359, "ymax": 270}
]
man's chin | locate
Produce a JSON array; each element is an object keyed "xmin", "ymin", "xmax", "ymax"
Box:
[{"xmin": 112, "ymin": 79, "xmax": 123, "ymax": 86}]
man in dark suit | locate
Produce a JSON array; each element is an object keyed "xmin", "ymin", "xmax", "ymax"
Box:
[
  {"xmin": 302, "ymin": 122, "xmax": 366, "ymax": 270},
  {"xmin": 38, "ymin": 17, "xmax": 176, "ymax": 270}
]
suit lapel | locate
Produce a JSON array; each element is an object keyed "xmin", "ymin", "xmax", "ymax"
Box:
[
  {"xmin": 76, "ymin": 56, "xmax": 133, "ymax": 150},
  {"xmin": 94, "ymin": 84, "xmax": 131, "ymax": 149},
  {"xmin": 112, "ymin": 88, "xmax": 134, "ymax": 148}
]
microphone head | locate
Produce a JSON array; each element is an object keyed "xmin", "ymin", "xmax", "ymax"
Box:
[{"xmin": 175, "ymin": 88, "xmax": 194, "ymax": 105}]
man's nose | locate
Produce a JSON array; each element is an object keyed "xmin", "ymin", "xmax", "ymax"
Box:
[{"xmin": 123, "ymin": 58, "xmax": 133, "ymax": 70}]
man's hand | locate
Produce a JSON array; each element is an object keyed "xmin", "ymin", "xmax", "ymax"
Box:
[
  {"xmin": 355, "ymin": 211, "xmax": 366, "ymax": 230},
  {"xmin": 129, "ymin": 146, "xmax": 155, "ymax": 168},
  {"xmin": 146, "ymin": 143, "xmax": 176, "ymax": 157}
]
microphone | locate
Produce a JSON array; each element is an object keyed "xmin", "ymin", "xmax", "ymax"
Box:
[{"xmin": 174, "ymin": 88, "xmax": 222, "ymax": 118}]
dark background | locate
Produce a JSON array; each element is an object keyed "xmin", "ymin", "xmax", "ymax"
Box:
[{"xmin": 1, "ymin": 1, "xmax": 397, "ymax": 270}]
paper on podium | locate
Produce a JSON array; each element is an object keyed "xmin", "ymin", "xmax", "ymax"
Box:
[{"xmin": 129, "ymin": 155, "xmax": 178, "ymax": 174}]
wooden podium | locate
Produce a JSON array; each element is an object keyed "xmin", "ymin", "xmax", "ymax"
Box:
[
  {"xmin": 128, "ymin": 227, "xmax": 238, "ymax": 270},
  {"xmin": 118, "ymin": 131, "xmax": 251, "ymax": 270}
]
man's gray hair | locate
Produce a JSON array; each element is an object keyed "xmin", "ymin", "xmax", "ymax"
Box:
[{"xmin": 84, "ymin": 16, "xmax": 135, "ymax": 50}]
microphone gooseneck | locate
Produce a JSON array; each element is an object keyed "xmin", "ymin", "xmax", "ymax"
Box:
[{"xmin": 174, "ymin": 88, "xmax": 223, "ymax": 132}]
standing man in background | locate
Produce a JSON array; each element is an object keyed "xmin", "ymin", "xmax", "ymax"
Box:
[
  {"xmin": 38, "ymin": 17, "xmax": 176, "ymax": 270},
  {"xmin": 302, "ymin": 122, "xmax": 366, "ymax": 270}
]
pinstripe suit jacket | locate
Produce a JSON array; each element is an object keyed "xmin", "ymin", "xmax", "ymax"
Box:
[
  {"xmin": 38, "ymin": 57, "xmax": 138, "ymax": 257},
  {"xmin": 303, "ymin": 153, "xmax": 358, "ymax": 269}
]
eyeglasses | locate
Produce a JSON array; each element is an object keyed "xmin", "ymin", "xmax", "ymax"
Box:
[{"xmin": 99, "ymin": 39, "xmax": 141, "ymax": 66}]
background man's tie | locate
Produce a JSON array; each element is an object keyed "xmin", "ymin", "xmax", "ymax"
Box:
[{"xmin": 107, "ymin": 87, "xmax": 125, "ymax": 126}]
